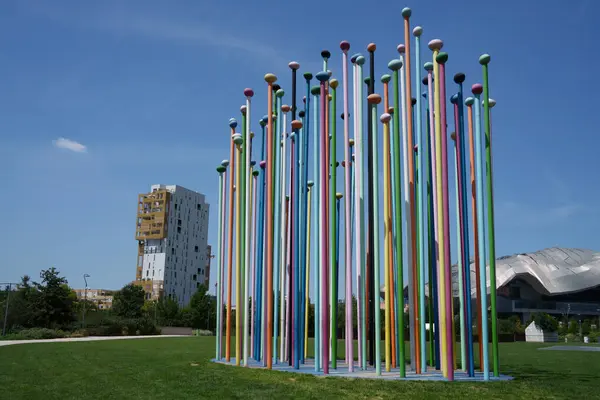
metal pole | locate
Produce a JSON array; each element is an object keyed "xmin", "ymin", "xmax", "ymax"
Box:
[{"xmin": 2, "ymin": 283, "xmax": 12, "ymax": 336}]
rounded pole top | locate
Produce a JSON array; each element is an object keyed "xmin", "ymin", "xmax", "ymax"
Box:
[
  {"xmin": 471, "ymin": 83, "xmax": 483, "ymax": 95},
  {"xmin": 281, "ymin": 104, "xmax": 291, "ymax": 112},
  {"xmin": 367, "ymin": 93, "xmax": 382, "ymax": 104},
  {"xmin": 232, "ymin": 133, "xmax": 243, "ymax": 145},
  {"xmin": 240, "ymin": 105, "xmax": 247, "ymax": 114},
  {"xmin": 428, "ymin": 39, "xmax": 443, "ymax": 51},
  {"xmin": 402, "ymin": 7, "xmax": 412, "ymax": 17},
  {"xmin": 450, "ymin": 132, "xmax": 456, "ymax": 141},
  {"xmin": 397, "ymin": 44, "xmax": 406, "ymax": 54},
  {"xmin": 327, "ymin": 69, "xmax": 333, "ymax": 77},
  {"xmin": 259, "ymin": 160, "xmax": 266, "ymax": 169},
  {"xmin": 330, "ymin": 79, "xmax": 339, "ymax": 89},
  {"xmin": 411, "ymin": 98, "xmax": 417, "ymax": 106},
  {"xmin": 350, "ymin": 54, "xmax": 358, "ymax": 63},
  {"xmin": 450, "ymin": 94, "xmax": 459, "ymax": 104},
  {"xmin": 436, "ymin": 52, "xmax": 448, "ymax": 64},
  {"xmin": 272, "ymin": 83, "xmax": 281, "ymax": 92},
  {"xmin": 321, "ymin": 50, "xmax": 331, "ymax": 59},
  {"xmin": 259, "ymin": 120, "xmax": 266, "ymax": 127},
  {"xmin": 307, "ymin": 180, "xmax": 314, "ymax": 187},
  {"xmin": 381, "ymin": 74, "xmax": 391, "ymax": 83},
  {"xmin": 336, "ymin": 192, "xmax": 343, "ymax": 200},
  {"xmin": 367, "ymin": 43, "xmax": 376, "ymax": 52},
  {"xmin": 422, "ymin": 77, "xmax": 428, "ymax": 86},
  {"xmin": 304, "ymin": 72, "xmax": 313, "ymax": 80},
  {"xmin": 488, "ymin": 98, "xmax": 497, "ymax": 108},
  {"xmin": 276, "ymin": 89, "xmax": 285, "ymax": 98},
  {"xmin": 380, "ymin": 112, "xmax": 391, "ymax": 123},
  {"xmin": 388, "ymin": 58, "xmax": 403, "ymax": 71},
  {"xmin": 421, "ymin": 91, "xmax": 427, "ymax": 98},
  {"xmin": 311, "ymin": 86, "xmax": 320, "ymax": 95},
  {"xmin": 349, "ymin": 138, "xmax": 355, "ymax": 146},
  {"xmin": 413, "ymin": 26, "xmax": 423, "ymax": 37},
  {"xmin": 424, "ymin": 61, "xmax": 434, "ymax": 71},
  {"xmin": 264, "ymin": 73, "xmax": 277, "ymax": 83},
  {"xmin": 252, "ymin": 170, "xmax": 259, "ymax": 177},
  {"xmin": 217, "ymin": 165, "xmax": 226, "ymax": 173},
  {"xmin": 340, "ymin": 40, "xmax": 350, "ymax": 52},
  {"xmin": 479, "ymin": 54, "xmax": 491, "ymax": 65},
  {"xmin": 289, "ymin": 61, "xmax": 300, "ymax": 70},
  {"xmin": 221, "ymin": 159, "xmax": 230, "ymax": 167},
  {"xmin": 328, "ymin": 94, "xmax": 332, "ymax": 101},
  {"xmin": 244, "ymin": 88, "xmax": 254, "ymax": 97},
  {"xmin": 315, "ymin": 71, "xmax": 329, "ymax": 82},
  {"xmin": 289, "ymin": 132, "xmax": 296, "ymax": 140},
  {"xmin": 465, "ymin": 96, "xmax": 475, "ymax": 106},
  {"xmin": 356, "ymin": 55, "xmax": 366, "ymax": 65},
  {"xmin": 454, "ymin": 72, "xmax": 466, "ymax": 84},
  {"xmin": 388, "ymin": 106, "xmax": 395, "ymax": 114},
  {"xmin": 291, "ymin": 120, "xmax": 303, "ymax": 130},
  {"xmin": 229, "ymin": 118, "xmax": 238, "ymax": 129},
  {"xmin": 299, "ymin": 110, "xmax": 306, "ymax": 118},
  {"xmin": 364, "ymin": 77, "xmax": 371, "ymax": 85}
]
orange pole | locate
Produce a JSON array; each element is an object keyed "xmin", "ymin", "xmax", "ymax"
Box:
[
  {"xmin": 264, "ymin": 73, "xmax": 277, "ymax": 369},
  {"xmin": 403, "ymin": 8, "xmax": 420, "ymax": 371},
  {"xmin": 225, "ymin": 125, "xmax": 236, "ymax": 361},
  {"xmin": 467, "ymin": 101, "xmax": 483, "ymax": 369}
]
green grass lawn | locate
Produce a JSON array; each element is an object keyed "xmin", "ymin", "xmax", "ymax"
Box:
[{"xmin": 1, "ymin": 337, "xmax": 599, "ymax": 399}]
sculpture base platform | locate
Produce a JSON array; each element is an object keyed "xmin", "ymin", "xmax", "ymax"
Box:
[{"xmin": 212, "ymin": 358, "xmax": 513, "ymax": 382}]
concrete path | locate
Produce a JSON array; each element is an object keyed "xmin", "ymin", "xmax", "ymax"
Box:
[
  {"xmin": 0, "ymin": 335, "xmax": 187, "ymax": 347},
  {"xmin": 539, "ymin": 345, "xmax": 600, "ymax": 352}
]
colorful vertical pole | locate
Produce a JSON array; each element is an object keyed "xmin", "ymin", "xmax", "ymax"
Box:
[
  {"xmin": 226, "ymin": 119, "xmax": 237, "ymax": 362},
  {"xmin": 216, "ymin": 162, "xmax": 227, "ymax": 360},
  {"xmin": 311, "ymin": 84, "xmax": 321, "ymax": 372},
  {"xmin": 243, "ymin": 90, "xmax": 254, "ymax": 366},
  {"xmin": 329, "ymin": 77, "xmax": 339, "ymax": 369}
]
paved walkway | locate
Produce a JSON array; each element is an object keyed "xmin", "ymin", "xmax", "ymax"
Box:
[{"xmin": 0, "ymin": 335, "xmax": 186, "ymax": 347}]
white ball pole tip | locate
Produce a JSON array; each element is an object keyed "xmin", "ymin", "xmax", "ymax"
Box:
[
  {"xmin": 413, "ymin": 26, "xmax": 423, "ymax": 37},
  {"xmin": 428, "ymin": 39, "xmax": 443, "ymax": 51}
]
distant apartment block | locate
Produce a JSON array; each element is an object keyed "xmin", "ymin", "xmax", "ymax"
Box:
[
  {"xmin": 73, "ymin": 289, "xmax": 114, "ymax": 310},
  {"xmin": 134, "ymin": 184, "xmax": 210, "ymax": 306}
]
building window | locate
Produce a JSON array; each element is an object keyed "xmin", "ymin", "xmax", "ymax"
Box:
[
  {"xmin": 194, "ymin": 245, "xmax": 199, "ymax": 252},
  {"xmin": 177, "ymin": 227, "xmax": 181, "ymax": 233},
  {"xmin": 171, "ymin": 248, "xmax": 175, "ymax": 255}
]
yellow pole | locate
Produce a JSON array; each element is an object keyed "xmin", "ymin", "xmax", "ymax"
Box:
[
  {"xmin": 234, "ymin": 135, "xmax": 242, "ymax": 366},
  {"xmin": 383, "ymin": 112, "xmax": 391, "ymax": 372}
]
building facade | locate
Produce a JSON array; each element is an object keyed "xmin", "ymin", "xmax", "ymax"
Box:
[
  {"xmin": 73, "ymin": 289, "xmax": 114, "ymax": 310},
  {"xmin": 134, "ymin": 184, "xmax": 210, "ymax": 306}
]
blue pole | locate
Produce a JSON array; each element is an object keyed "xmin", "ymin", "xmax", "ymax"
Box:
[
  {"xmin": 255, "ymin": 117, "xmax": 268, "ymax": 361},
  {"xmin": 312, "ymin": 86, "xmax": 321, "ymax": 371},
  {"xmin": 273, "ymin": 94, "xmax": 283, "ymax": 363},
  {"xmin": 293, "ymin": 120, "xmax": 301, "ymax": 369}
]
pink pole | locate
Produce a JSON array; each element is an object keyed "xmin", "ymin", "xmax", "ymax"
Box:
[{"xmin": 250, "ymin": 171, "xmax": 258, "ymax": 359}]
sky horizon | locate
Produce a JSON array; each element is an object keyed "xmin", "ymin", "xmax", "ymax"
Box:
[{"xmin": 1, "ymin": 0, "xmax": 598, "ymax": 292}]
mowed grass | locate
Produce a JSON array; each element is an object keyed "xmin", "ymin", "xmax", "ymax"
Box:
[{"xmin": 1, "ymin": 338, "xmax": 599, "ymax": 399}]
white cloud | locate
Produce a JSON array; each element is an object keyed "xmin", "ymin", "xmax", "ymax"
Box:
[{"xmin": 53, "ymin": 137, "xmax": 87, "ymax": 153}]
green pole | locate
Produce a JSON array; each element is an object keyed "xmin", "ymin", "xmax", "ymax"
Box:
[
  {"xmin": 480, "ymin": 54, "xmax": 499, "ymax": 376},
  {"xmin": 388, "ymin": 59, "xmax": 405, "ymax": 376}
]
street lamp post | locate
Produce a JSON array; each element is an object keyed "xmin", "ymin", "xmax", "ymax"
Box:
[
  {"xmin": 82, "ymin": 274, "xmax": 90, "ymax": 329},
  {"xmin": 2, "ymin": 283, "xmax": 16, "ymax": 336}
]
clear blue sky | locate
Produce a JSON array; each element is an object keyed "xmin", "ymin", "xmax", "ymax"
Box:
[{"xmin": 1, "ymin": 0, "xmax": 598, "ymax": 291}]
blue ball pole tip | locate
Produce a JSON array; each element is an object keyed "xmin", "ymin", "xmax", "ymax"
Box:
[
  {"xmin": 367, "ymin": 43, "xmax": 376, "ymax": 52},
  {"xmin": 221, "ymin": 159, "xmax": 230, "ymax": 167},
  {"xmin": 479, "ymin": 54, "xmax": 491, "ymax": 65},
  {"xmin": 380, "ymin": 112, "xmax": 391, "ymax": 123},
  {"xmin": 259, "ymin": 160, "xmax": 266, "ymax": 169},
  {"xmin": 381, "ymin": 74, "xmax": 391, "ymax": 83},
  {"xmin": 422, "ymin": 77, "xmax": 428, "ymax": 86},
  {"xmin": 401, "ymin": 7, "xmax": 412, "ymax": 17},
  {"xmin": 240, "ymin": 105, "xmax": 247, "ymax": 114},
  {"xmin": 356, "ymin": 55, "xmax": 366, "ymax": 65},
  {"xmin": 244, "ymin": 88, "xmax": 254, "ymax": 97},
  {"xmin": 413, "ymin": 26, "xmax": 423, "ymax": 37},
  {"xmin": 259, "ymin": 120, "xmax": 266, "ymax": 127},
  {"xmin": 321, "ymin": 50, "xmax": 331, "ymax": 59},
  {"xmin": 454, "ymin": 72, "xmax": 466, "ymax": 84},
  {"xmin": 428, "ymin": 39, "xmax": 443, "ymax": 51},
  {"xmin": 364, "ymin": 77, "xmax": 371, "ymax": 85},
  {"xmin": 340, "ymin": 41, "xmax": 350, "ymax": 52},
  {"xmin": 291, "ymin": 119, "xmax": 303, "ymax": 130},
  {"xmin": 304, "ymin": 72, "xmax": 313, "ymax": 80},
  {"xmin": 229, "ymin": 118, "xmax": 238, "ymax": 129},
  {"xmin": 367, "ymin": 93, "xmax": 382, "ymax": 104},
  {"xmin": 307, "ymin": 180, "xmax": 314, "ymax": 187},
  {"xmin": 388, "ymin": 59, "xmax": 403, "ymax": 71},
  {"xmin": 289, "ymin": 132, "xmax": 296, "ymax": 140},
  {"xmin": 315, "ymin": 71, "xmax": 329, "ymax": 82},
  {"xmin": 464, "ymin": 96, "xmax": 475, "ymax": 106},
  {"xmin": 350, "ymin": 54, "xmax": 358, "ymax": 63},
  {"xmin": 281, "ymin": 104, "xmax": 290, "ymax": 113},
  {"xmin": 450, "ymin": 93, "xmax": 459, "ymax": 104},
  {"xmin": 250, "ymin": 160, "xmax": 256, "ymax": 167},
  {"xmin": 289, "ymin": 61, "xmax": 300, "ymax": 70},
  {"xmin": 311, "ymin": 86, "xmax": 320, "ymax": 96},
  {"xmin": 299, "ymin": 110, "xmax": 305, "ymax": 118},
  {"xmin": 261, "ymin": 115, "xmax": 268, "ymax": 123},
  {"xmin": 217, "ymin": 165, "xmax": 226, "ymax": 173},
  {"xmin": 421, "ymin": 91, "xmax": 427, "ymax": 98},
  {"xmin": 276, "ymin": 89, "xmax": 285, "ymax": 98},
  {"xmin": 264, "ymin": 73, "xmax": 277, "ymax": 83},
  {"xmin": 471, "ymin": 83, "xmax": 483, "ymax": 95},
  {"xmin": 330, "ymin": 78, "xmax": 339, "ymax": 89},
  {"xmin": 232, "ymin": 133, "xmax": 243, "ymax": 145},
  {"xmin": 397, "ymin": 44, "xmax": 406, "ymax": 54},
  {"xmin": 424, "ymin": 61, "xmax": 434, "ymax": 71},
  {"xmin": 436, "ymin": 52, "xmax": 448, "ymax": 64},
  {"xmin": 411, "ymin": 97, "xmax": 416, "ymax": 106}
]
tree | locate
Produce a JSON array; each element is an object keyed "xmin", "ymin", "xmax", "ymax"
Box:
[
  {"xmin": 32, "ymin": 268, "xmax": 76, "ymax": 329},
  {"xmin": 112, "ymin": 284, "xmax": 145, "ymax": 318},
  {"xmin": 189, "ymin": 284, "xmax": 216, "ymax": 330},
  {"xmin": 531, "ymin": 312, "xmax": 558, "ymax": 333},
  {"xmin": 157, "ymin": 297, "xmax": 181, "ymax": 326}
]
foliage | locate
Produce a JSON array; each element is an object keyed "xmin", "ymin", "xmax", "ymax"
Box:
[
  {"xmin": 1, "ymin": 328, "xmax": 67, "ymax": 340},
  {"xmin": 112, "ymin": 284, "xmax": 145, "ymax": 319},
  {"xmin": 188, "ymin": 284, "xmax": 216, "ymax": 330},
  {"xmin": 193, "ymin": 329, "xmax": 213, "ymax": 336},
  {"xmin": 530, "ymin": 312, "xmax": 558, "ymax": 333}
]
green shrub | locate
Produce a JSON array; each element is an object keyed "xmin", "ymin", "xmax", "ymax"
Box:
[
  {"xmin": 69, "ymin": 329, "xmax": 89, "ymax": 338},
  {"xmin": 565, "ymin": 333, "xmax": 580, "ymax": 342},
  {"xmin": 193, "ymin": 329, "xmax": 213, "ymax": 336},
  {"xmin": 1, "ymin": 328, "xmax": 67, "ymax": 340}
]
